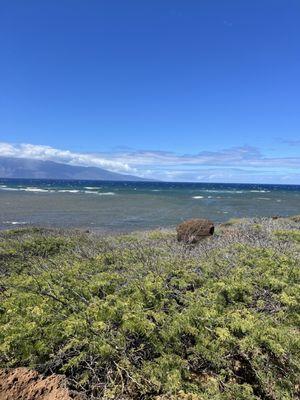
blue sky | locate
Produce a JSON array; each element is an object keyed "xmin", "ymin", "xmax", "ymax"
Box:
[{"xmin": 0, "ymin": 1, "xmax": 299, "ymax": 183}]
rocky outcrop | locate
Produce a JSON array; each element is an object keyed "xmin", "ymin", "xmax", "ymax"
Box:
[
  {"xmin": 0, "ymin": 368, "xmax": 84, "ymax": 400},
  {"xmin": 176, "ymin": 219, "xmax": 214, "ymax": 244}
]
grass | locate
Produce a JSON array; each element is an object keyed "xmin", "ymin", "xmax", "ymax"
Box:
[{"xmin": 0, "ymin": 216, "xmax": 299, "ymax": 399}]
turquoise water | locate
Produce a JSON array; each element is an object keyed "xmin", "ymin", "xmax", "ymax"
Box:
[{"xmin": 0, "ymin": 179, "xmax": 299, "ymax": 231}]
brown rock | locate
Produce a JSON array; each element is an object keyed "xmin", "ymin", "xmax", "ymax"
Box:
[
  {"xmin": 0, "ymin": 368, "xmax": 84, "ymax": 400},
  {"xmin": 176, "ymin": 219, "xmax": 214, "ymax": 244}
]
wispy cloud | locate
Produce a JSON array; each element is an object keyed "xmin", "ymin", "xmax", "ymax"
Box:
[
  {"xmin": 139, "ymin": 168, "xmax": 300, "ymax": 184},
  {"xmin": 0, "ymin": 142, "xmax": 299, "ymax": 183},
  {"xmin": 103, "ymin": 145, "xmax": 300, "ymax": 169},
  {"xmin": 279, "ymin": 138, "xmax": 300, "ymax": 146}
]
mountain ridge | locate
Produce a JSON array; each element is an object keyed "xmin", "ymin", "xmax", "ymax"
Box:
[{"xmin": 0, "ymin": 156, "xmax": 150, "ymax": 181}]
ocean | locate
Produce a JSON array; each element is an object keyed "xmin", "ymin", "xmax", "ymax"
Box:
[{"xmin": 0, "ymin": 178, "xmax": 299, "ymax": 232}]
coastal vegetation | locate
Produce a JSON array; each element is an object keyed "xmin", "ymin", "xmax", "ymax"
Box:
[{"xmin": 0, "ymin": 217, "xmax": 299, "ymax": 399}]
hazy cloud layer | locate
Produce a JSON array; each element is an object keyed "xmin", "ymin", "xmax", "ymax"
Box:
[
  {"xmin": 0, "ymin": 142, "xmax": 299, "ymax": 183},
  {"xmin": 104, "ymin": 146, "xmax": 300, "ymax": 169},
  {"xmin": 280, "ymin": 139, "xmax": 300, "ymax": 146}
]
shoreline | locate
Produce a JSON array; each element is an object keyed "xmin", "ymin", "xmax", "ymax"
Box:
[{"xmin": 1, "ymin": 213, "xmax": 299, "ymax": 235}]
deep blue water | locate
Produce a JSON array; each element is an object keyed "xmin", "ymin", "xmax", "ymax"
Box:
[{"xmin": 1, "ymin": 178, "xmax": 300, "ymax": 231}]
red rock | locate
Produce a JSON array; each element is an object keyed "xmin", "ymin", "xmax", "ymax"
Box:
[
  {"xmin": 0, "ymin": 368, "xmax": 84, "ymax": 400},
  {"xmin": 176, "ymin": 219, "xmax": 214, "ymax": 244}
]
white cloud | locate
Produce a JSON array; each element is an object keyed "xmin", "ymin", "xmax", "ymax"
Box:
[
  {"xmin": 0, "ymin": 142, "xmax": 135, "ymax": 174},
  {"xmin": 0, "ymin": 142, "xmax": 299, "ymax": 183}
]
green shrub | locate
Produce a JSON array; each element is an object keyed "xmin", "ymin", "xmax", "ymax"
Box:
[
  {"xmin": 274, "ymin": 230, "xmax": 300, "ymax": 243},
  {"xmin": 0, "ymin": 222, "xmax": 299, "ymax": 399}
]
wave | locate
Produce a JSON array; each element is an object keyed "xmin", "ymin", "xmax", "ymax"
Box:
[
  {"xmin": 0, "ymin": 187, "xmax": 20, "ymax": 191},
  {"xmin": 250, "ymin": 190, "xmax": 271, "ymax": 193},
  {"xmin": 23, "ymin": 187, "xmax": 51, "ymax": 193},
  {"xmin": 0, "ymin": 186, "xmax": 51, "ymax": 193},
  {"xmin": 93, "ymin": 192, "xmax": 115, "ymax": 196},
  {"xmin": 0, "ymin": 185, "xmax": 116, "ymax": 196},
  {"xmin": 57, "ymin": 189, "xmax": 80, "ymax": 193},
  {"xmin": 202, "ymin": 190, "xmax": 244, "ymax": 194},
  {"xmin": 4, "ymin": 221, "xmax": 27, "ymax": 225},
  {"xmin": 56, "ymin": 190, "xmax": 115, "ymax": 196}
]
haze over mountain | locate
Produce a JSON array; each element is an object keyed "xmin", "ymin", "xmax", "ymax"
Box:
[{"xmin": 0, "ymin": 157, "xmax": 148, "ymax": 181}]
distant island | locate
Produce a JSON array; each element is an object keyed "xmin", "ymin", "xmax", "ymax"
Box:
[{"xmin": 0, "ymin": 156, "xmax": 150, "ymax": 181}]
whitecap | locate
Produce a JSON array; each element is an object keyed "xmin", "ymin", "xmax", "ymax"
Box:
[
  {"xmin": 250, "ymin": 190, "xmax": 270, "ymax": 193},
  {"xmin": 57, "ymin": 189, "xmax": 80, "ymax": 193},
  {"xmin": 0, "ymin": 186, "xmax": 51, "ymax": 193},
  {"xmin": 4, "ymin": 221, "xmax": 27, "ymax": 225},
  {"xmin": 83, "ymin": 191, "xmax": 115, "ymax": 196},
  {"xmin": 192, "ymin": 196, "xmax": 204, "ymax": 199},
  {"xmin": 23, "ymin": 187, "xmax": 49, "ymax": 193},
  {"xmin": 0, "ymin": 187, "xmax": 20, "ymax": 191},
  {"xmin": 203, "ymin": 190, "xmax": 244, "ymax": 194}
]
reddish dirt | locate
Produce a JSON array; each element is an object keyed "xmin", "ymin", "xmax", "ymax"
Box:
[{"xmin": 0, "ymin": 368, "xmax": 84, "ymax": 400}]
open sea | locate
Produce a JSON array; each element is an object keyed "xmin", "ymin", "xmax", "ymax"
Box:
[{"xmin": 0, "ymin": 178, "xmax": 299, "ymax": 232}]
